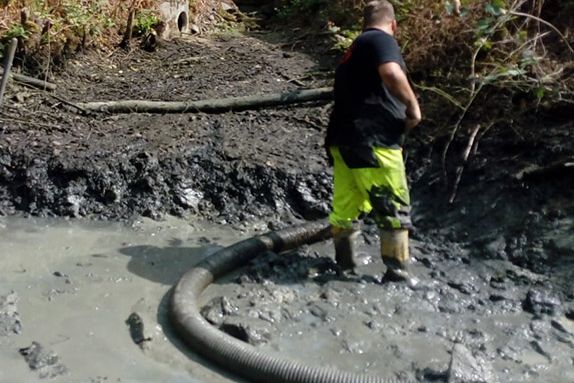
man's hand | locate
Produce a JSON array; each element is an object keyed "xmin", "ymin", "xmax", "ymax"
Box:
[
  {"xmin": 404, "ymin": 104, "xmax": 422, "ymax": 131},
  {"xmin": 378, "ymin": 62, "xmax": 421, "ymax": 131},
  {"xmin": 404, "ymin": 115, "xmax": 421, "ymax": 131}
]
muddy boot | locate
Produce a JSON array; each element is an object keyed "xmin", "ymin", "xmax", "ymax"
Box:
[
  {"xmin": 331, "ymin": 226, "xmax": 359, "ymax": 272},
  {"xmin": 380, "ymin": 229, "xmax": 418, "ymax": 287}
]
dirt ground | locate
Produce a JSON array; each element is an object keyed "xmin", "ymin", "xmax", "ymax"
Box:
[
  {"xmin": 0, "ymin": 31, "xmax": 334, "ymax": 223},
  {"xmin": 1, "ymin": 25, "xmax": 573, "ymax": 383}
]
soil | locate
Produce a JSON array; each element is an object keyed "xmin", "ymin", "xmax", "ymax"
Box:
[
  {"xmin": 0, "ymin": 22, "xmax": 573, "ymax": 383},
  {"xmin": 0, "ymin": 32, "xmax": 334, "ymax": 223}
]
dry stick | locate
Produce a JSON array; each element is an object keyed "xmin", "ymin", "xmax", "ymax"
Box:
[
  {"xmin": 448, "ymin": 124, "xmax": 482, "ymax": 204},
  {"xmin": 518, "ymin": 156, "xmax": 574, "ymax": 181},
  {"xmin": 0, "ymin": 71, "xmax": 58, "ymax": 91},
  {"xmin": 0, "ymin": 38, "xmax": 18, "ymax": 108},
  {"xmin": 47, "ymin": 92, "xmax": 90, "ymax": 115},
  {"xmin": 44, "ymin": 22, "xmax": 51, "ymax": 89},
  {"xmin": 414, "ymin": 83, "xmax": 464, "ymax": 110},
  {"xmin": 120, "ymin": 10, "xmax": 135, "ymax": 49},
  {"xmin": 509, "ymin": 10, "xmax": 574, "ymax": 54},
  {"xmin": 471, "ymin": 121, "xmax": 496, "ymax": 157},
  {"xmin": 440, "ymin": 83, "xmax": 483, "ymax": 184},
  {"xmin": 75, "ymin": 87, "xmax": 334, "ymax": 114}
]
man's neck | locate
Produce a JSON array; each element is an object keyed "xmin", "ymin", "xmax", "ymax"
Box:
[{"xmin": 364, "ymin": 24, "xmax": 394, "ymax": 36}]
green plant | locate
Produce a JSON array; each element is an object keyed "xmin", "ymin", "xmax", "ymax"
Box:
[
  {"xmin": 4, "ymin": 24, "xmax": 28, "ymax": 40},
  {"xmin": 134, "ymin": 10, "xmax": 160, "ymax": 35}
]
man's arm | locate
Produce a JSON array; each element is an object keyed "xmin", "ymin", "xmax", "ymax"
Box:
[{"xmin": 378, "ymin": 62, "xmax": 421, "ymax": 130}]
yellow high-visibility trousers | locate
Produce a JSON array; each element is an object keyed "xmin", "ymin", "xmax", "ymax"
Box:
[{"xmin": 328, "ymin": 146, "xmax": 411, "ymax": 230}]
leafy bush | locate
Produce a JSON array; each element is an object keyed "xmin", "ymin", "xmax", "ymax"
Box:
[
  {"xmin": 276, "ymin": 0, "xmax": 572, "ymax": 112},
  {"xmin": 0, "ymin": 0, "xmax": 156, "ymax": 61},
  {"xmin": 134, "ymin": 10, "xmax": 161, "ymax": 35}
]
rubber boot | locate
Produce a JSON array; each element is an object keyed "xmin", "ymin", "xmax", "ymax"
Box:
[
  {"xmin": 380, "ymin": 229, "xmax": 418, "ymax": 287},
  {"xmin": 331, "ymin": 226, "xmax": 359, "ymax": 271}
]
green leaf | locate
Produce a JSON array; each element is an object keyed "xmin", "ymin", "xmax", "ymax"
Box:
[
  {"xmin": 534, "ymin": 87, "xmax": 545, "ymax": 100},
  {"xmin": 485, "ymin": 1, "xmax": 505, "ymax": 16},
  {"xmin": 476, "ymin": 19, "xmax": 492, "ymax": 34}
]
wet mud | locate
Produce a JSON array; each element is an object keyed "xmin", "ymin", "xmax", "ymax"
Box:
[
  {"xmin": 200, "ymin": 225, "xmax": 573, "ymax": 382},
  {"xmin": 0, "ymin": 33, "xmax": 332, "ymax": 223},
  {"xmin": 0, "ymin": 215, "xmax": 252, "ymax": 383},
  {"xmin": 0, "ymin": 26, "xmax": 573, "ymax": 383}
]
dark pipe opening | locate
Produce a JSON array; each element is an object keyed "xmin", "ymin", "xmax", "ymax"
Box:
[{"xmin": 177, "ymin": 12, "xmax": 188, "ymax": 32}]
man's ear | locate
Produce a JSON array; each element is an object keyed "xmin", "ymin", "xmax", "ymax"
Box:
[{"xmin": 391, "ymin": 19, "xmax": 398, "ymax": 34}]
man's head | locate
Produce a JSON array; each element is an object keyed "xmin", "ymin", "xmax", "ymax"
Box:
[{"xmin": 363, "ymin": 0, "xmax": 397, "ymax": 34}]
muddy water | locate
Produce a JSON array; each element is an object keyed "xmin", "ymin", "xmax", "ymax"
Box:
[
  {"xmin": 201, "ymin": 231, "xmax": 574, "ymax": 382},
  {"xmin": 1, "ymin": 216, "xmax": 573, "ymax": 383},
  {"xmin": 0, "ymin": 215, "xmax": 256, "ymax": 383}
]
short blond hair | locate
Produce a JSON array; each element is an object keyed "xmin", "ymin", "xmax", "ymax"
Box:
[{"xmin": 363, "ymin": 0, "xmax": 395, "ymax": 26}]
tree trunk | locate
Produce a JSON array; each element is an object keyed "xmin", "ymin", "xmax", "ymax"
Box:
[{"xmin": 76, "ymin": 87, "xmax": 333, "ymax": 114}]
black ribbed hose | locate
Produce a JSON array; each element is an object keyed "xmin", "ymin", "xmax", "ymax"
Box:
[{"xmin": 170, "ymin": 221, "xmax": 386, "ymax": 383}]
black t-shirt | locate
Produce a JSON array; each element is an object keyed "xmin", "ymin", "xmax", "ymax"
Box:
[{"xmin": 326, "ymin": 29, "xmax": 407, "ymax": 153}]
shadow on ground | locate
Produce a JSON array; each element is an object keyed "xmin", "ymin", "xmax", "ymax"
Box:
[{"xmin": 119, "ymin": 242, "xmax": 222, "ymax": 285}]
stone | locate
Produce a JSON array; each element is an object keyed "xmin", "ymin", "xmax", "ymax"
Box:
[
  {"xmin": 293, "ymin": 181, "xmax": 329, "ymax": 220},
  {"xmin": 125, "ymin": 312, "xmax": 152, "ymax": 348},
  {"xmin": 0, "ymin": 291, "xmax": 22, "ymax": 336},
  {"xmin": 448, "ymin": 343, "xmax": 497, "ymax": 383},
  {"xmin": 523, "ymin": 288, "xmax": 561, "ymax": 316},
  {"xmin": 201, "ymin": 297, "xmax": 238, "ymax": 326},
  {"xmin": 19, "ymin": 342, "xmax": 68, "ymax": 379},
  {"xmin": 447, "ymin": 268, "xmax": 480, "ymax": 295},
  {"xmin": 174, "ymin": 185, "xmax": 204, "ymax": 209},
  {"xmin": 65, "ymin": 194, "xmax": 82, "ymax": 217},
  {"xmin": 219, "ymin": 317, "xmax": 272, "ymax": 346}
]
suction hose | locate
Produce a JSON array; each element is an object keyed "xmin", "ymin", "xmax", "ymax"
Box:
[{"xmin": 170, "ymin": 221, "xmax": 387, "ymax": 383}]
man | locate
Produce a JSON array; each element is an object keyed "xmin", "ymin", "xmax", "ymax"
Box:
[{"xmin": 325, "ymin": 0, "xmax": 421, "ymax": 285}]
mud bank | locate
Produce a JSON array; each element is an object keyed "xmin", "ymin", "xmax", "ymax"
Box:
[{"xmin": 0, "ymin": 34, "xmax": 332, "ymax": 223}]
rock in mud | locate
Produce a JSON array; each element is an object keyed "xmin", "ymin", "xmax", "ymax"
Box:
[
  {"xmin": 219, "ymin": 317, "xmax": 272, "ymax": 346},
  {"xmin": 0, "ymin": 291, "xmax": 22, "ymax": 336},
  {"xmin": 523, "ymin": 288, "xmax": 561, "ymax": 316},
  {"xmin": 447, "ymin": 343, "xmax": 496, "ymax": 383},
  {"xmin": 529, "ymin": 319, "xmax": 552, "ymax": 340},
  {"xmin": 293, "ymin": 181, "xmax": 329, "ymax": 220},
  {"xmin": 125, "ymin": 312, "xmax": 152, "ymax": 349},
  {"xmin": 201, "ymin": 296, "xmax": 238, "ymax": 326},
  {"xmin": 64, "ymin": 194, "xmax": 83, "ymax": 217},
  {"xmin": 19, "ymin": 341, "xmax": 68, "ymax": 379},
  {"xmin": 447, "ymin": 268, "xmax": 481, "ymax": 295},
  {"xmin": 174, "ymin": 183, "xmax": 204, "ymax": 209}
]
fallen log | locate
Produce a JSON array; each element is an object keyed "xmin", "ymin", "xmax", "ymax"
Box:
[
  {"xmin": 76, "ymin": 87, "xmax": 334, "ymax": 114},
  {"xmin": 0, "ymin": 69, "xmax": 57, "ymax": 91}
]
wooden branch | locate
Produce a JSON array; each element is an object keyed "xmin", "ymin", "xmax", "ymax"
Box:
[
  {"xmin": 0, "ymin": 69, "xmax": 57, "ymax": 91},
  {"xmin": 509, "ymin": 10, "xmax": 574, "ymax": 54},
  {"xmin": 76, "ymin": 87, "xmax": 334, "ymax": 114},
  {"xmin": 448, "ymin": 124, "xmax": 482, "ymax": 203},
  {"xmin": 516, "ymin": 156, "xmax": 574, "ymax": 181},
  {"xmin": 47, "ymin": 93, "xmax": 89, "ymax": 115},
  {"xmin": 120, "ymin": 10, "xmax": 135, "ymax": 50},
  {"xmin": 0, "ymin": 38, "xmax": 18, "ymax": 107}
]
